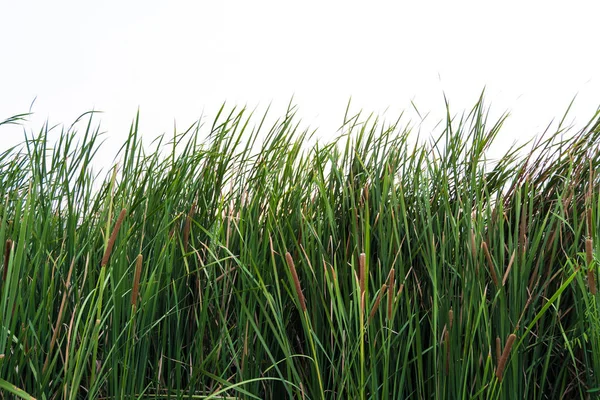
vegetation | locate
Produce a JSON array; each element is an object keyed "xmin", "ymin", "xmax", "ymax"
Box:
[{"xmin": 0, "ymin": 97, "xmax": 599, "ymax": 399}]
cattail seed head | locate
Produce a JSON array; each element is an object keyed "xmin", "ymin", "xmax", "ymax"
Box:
[
  {"xmin": 448, "ymin": 309, "xmax": 454, "ymax": 331},
  {"xmin": 285, "ymin": 252, "xmax": 306, "ymax": 312},
  {"xmin": 482, "ymin": 241, "xmax": 499, "ymax": 286},
  {"xmin": 587, "ymin": 208, "xmax": 593, "ymax": 238},
  {"xmin": 496, "ymin": 336, "xmax": 501, "ymax": 364},
  {"xmin": 587, "ymin": 269, "xmax": 596, "ymax": 296},
  {"xmin": 360, "ymin": 291, "xmax": 366, "ymax": 316},
  {"xmin": 496, "ymin": 333, "xmax": 517, "ymax": 382},
  {"xmin": 368, "ymin": 284, "xmax": 387, "ymax": 323},
  {"xmin": 101, "ymin": 208, "xmax": 127, "ymax": 267},
  {"xmin": 131, "ymin": 254, "xmax": 143, "ymax": 307},
  {"xmin": 359, "ymin": 253, "xmax": 366, "ymax": 295}
]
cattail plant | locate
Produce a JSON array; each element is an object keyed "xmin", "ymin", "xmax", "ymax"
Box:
[
  {"xmin": 496, "ymin": 333, "xmax": 517, "ymax": 382},
  {"xmin": 0, "ymin": 98, "xmax": 599, "ymax": 399}
]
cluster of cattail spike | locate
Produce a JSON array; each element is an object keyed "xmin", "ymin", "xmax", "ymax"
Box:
[{"xmin": 283, "ymin": 250, "xmax": 399, "ymax": 322}]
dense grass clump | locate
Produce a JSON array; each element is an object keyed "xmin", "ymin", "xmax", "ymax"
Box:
[{"xmin": 0, "ymin": 98, "xmax": 599, "ymax": 399}]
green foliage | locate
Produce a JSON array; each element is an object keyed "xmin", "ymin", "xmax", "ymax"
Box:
[{"xmin": 0, "ymin": 97, "xmax": 599, "ymax": 399}]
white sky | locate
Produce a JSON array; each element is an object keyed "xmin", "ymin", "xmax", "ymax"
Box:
[{"xmin": 1, "ymin": 0, "xmax": 599, "ymax": 166}]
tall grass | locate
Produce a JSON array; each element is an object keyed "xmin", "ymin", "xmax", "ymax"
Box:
[{"xmin": 0, "ymin": 97, "xmax": 599, "ymax": 399}]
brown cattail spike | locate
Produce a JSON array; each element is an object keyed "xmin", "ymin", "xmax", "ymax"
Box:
[
  {"xmin": 360, "ymin": 291, "xmax": 366, "ymax": 316},
  {"xmin": 101, "ymin": 208, "xmax": 127, "ymax": 267},
  {"xmin": 368, "ymin": 284, "xmax": 387, "ymax": 323},
  {"xmin": 496, "ymin": 333, "xmax": 517, "ymax": 382},
  {"xmin": 588, "ymin": 208, "xmax": 594, "ymax": 239},
  {"xmin": 448, "ymin": 309, "xmax": 454, "ymax": 331},
  {"xmin": 482, "ymin": 241, "xmax": 499, "ymax": 286},
  {"xmin": 587, "ymin": 270, "xmax": 596, "ymax": 296},
  {"xmin": 285, "ymin": 252, "xmax": 306, "ymax": 312},
  {"xmin": 496, "ymin": 336, "xmax": 501, "ymax": 364},
  {"xmin": 359, "ymin": 253, "xmax": 366, "ymax": 295},
  {"xmin": 132, "ymin": 254, "xmax": 143, "ymax": 307}
]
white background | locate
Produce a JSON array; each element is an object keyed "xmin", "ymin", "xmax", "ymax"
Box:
[{"xmin": 1, "ymin": 0, "xmax": 599, "ymax": 167}]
